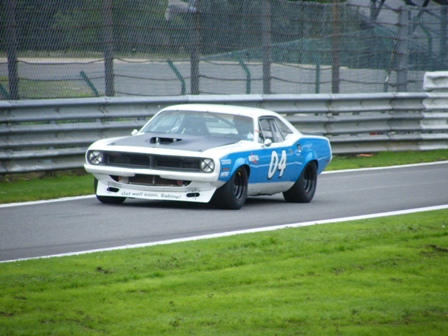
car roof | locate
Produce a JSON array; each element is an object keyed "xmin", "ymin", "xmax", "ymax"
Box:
[{"xmin": 160, "ymin": 104, "xmax": 279, "ymax": 118}]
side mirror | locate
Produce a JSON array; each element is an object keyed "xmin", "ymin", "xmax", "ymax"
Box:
[
  {"xmin": 263, "ymin": 139, "xmax": 272, "ymax": 147},
  {"xmin": 131, "ymin": 129, "xmax": 139, "ymax": 136}
]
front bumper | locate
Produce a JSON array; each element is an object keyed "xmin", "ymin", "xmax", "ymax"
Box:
[
  {"xmin": 86, "ymin": 164, "xmax": 222, "ymax": 203},
  {"xmin": 95, "ymin": 178, "xmax": 217, "ymax": 203}
]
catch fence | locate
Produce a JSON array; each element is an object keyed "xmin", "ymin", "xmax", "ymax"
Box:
[{"xmin": 1, "ymin": 0, "xmax": 448, "ymax": 100}]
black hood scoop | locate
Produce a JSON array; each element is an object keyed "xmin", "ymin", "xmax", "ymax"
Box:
[
  {"xmin": 148, "ymin": 136, "xmax": 182, "ymax": 144},
  {"xmin": 110, "ymin": 133, "xmax": 239, "ymax": 152}
]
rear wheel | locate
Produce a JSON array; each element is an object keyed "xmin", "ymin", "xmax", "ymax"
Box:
[
  {"xmin": 283, "ymin": 161, "xmax": 317, "ymax": 203},
  {"xmin": 94, "ymin": 178, "xmax": 126, "ymax": 204},
  {"xmin": 212, "ymin": 166, "xmax": 248, "ymax": 210}
]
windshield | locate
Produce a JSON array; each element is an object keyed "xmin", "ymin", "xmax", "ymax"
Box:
[{"xmin": 141, "ymin": 110, "xmax": 254, "ymax": 140}]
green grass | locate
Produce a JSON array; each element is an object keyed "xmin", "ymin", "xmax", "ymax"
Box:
[
  {"xmin": 0, "ymin": 77, "xmax": 95, "ymax": 99},
  {"xmin": 0, "ymin": 170, "xmax": 94, "ymax": 204},
  {"xmin": 1, "ymin": 150, "xmax": 447, "ymax": 205},
  {"xmin": 326, "ymin": 149, "xmax": 448, "ymax": 171},
  {"xmin": 1, "ymin": 150, "xmax": 447, "ymax": 334},
  {"xmin": 1, "ymin": 210, "xmax": 447, "ymax": 335}
]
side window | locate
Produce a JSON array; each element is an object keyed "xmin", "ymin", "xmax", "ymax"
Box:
[
  {"xmin": 259, "ymin": 118, "xmax": 287, "ymax": 143},
  {"xmin": 275, "ymin": 118, "xmax": 293, "ymax": 138},
  {"xmin": 271, "ymin": 120, "xmax": 285, "ymax": 142},
  {"xmin": 259, "ymin": 119, "xmax": 273, "ymax": 143}
]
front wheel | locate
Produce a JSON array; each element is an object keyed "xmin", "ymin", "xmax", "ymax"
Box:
[
  {"xmin": 212, "ymin": 166, "xmax": 248, "ymax": 210},
  {"xmin": 283, "ymin": 161, "xmax": 317, "ymax": 203},
  {"xmin": 94, "ymin": 178, "xmax": 126, "ymax": 204}
]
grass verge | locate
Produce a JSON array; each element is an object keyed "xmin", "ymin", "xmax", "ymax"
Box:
[
  {"xmin": 0, "ymin": 169, "xmax": 93, "ymax": 204},
  {"xmin": 1, "ymin": 149, "xmax": 448, "ymax": 204},
  {"xmin": 1, "ymin": 209, "xmax": 447, "ymax": 335},
  {"xmin": 326, "ymin": 149, "xmax": 448, "ymax": 170},
  {"xmin": 1, "ymin": 76, "xmax": 96, "ymax": 99}
]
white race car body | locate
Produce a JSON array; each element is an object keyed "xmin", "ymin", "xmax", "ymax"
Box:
[{"xmin": 84, "ymin": 104, "xmax": 332, "ymax": 209}]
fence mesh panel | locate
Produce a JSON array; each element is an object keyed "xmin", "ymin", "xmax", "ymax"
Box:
[{"xmin": 1, "ymin": 0, "xmax": 447, "ymax": 99}]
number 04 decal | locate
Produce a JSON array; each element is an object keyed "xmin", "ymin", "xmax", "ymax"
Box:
[{"xmin": 268, "ymin": 150, "xmax": 287, "ymax": 179}]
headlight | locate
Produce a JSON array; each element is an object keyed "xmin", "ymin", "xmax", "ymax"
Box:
[
  {"xmin": 88, "ymin": 151, "xmax": 105, "ymax": 165},
  {"xmin": 200, "ymin": 158, "xmax": 215, "ymax": 173}
]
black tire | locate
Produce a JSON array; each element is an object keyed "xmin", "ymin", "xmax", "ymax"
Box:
[
  {"xmin": 283, "ymin": 161, "xmax": 317, "ymax": 203},
  {"xmin": 212, "ymin": 166, "xmax": 248, "ymax": 210},
  {"xmin": 94, "ymin": 178, "xmax": 126, "ymax": 204}
]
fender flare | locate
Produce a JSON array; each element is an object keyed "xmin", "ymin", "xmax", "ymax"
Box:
[
  {"xmin": 221, "ymin": 157, "xmax": 250, "ymax": 182},
  {"xmin": 303, "ymin": 150, "xmax": 319, "ymax": 172}
]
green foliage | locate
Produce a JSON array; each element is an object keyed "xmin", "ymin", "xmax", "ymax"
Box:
[
  {"xmin": 1, "ymin": 210, "xmax": 447, "ymax": 334},
  {"xmin": 53, "ymin": 1, "xmax": 103, "ymax": 52}
]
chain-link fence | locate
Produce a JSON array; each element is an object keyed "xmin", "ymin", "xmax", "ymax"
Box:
[{"xmin": 1, "ymin": 0, "xmax": 447, "ymax": 100}]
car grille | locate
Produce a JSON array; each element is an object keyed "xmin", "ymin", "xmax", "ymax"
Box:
[
  {"xmin": 110, "ymin": 175, "xmax": 191, "ymax": 187},
  {"xmin": 105, "ymin": 152, "xmax": 202, "ymax": 172},
  {"xmin": 129, "ymin": 175, "xmax": 190, "ymax": 187}
]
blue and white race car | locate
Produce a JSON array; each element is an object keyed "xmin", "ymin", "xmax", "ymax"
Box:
[{"xmin": 84, "ymin": 104, "xmax": 332, "ymax": 209}]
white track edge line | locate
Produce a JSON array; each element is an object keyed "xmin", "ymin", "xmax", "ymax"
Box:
[
  {"xmin": 2, "ymin": 161, "xmax": 447, "ymax": 209},
  {"xmin": 0, "ymin": 195, "xmax": 95, "ymax": 208},
  {"xmin": 2, "ymin": 204, "xmax": 448, "ymax": 263}
]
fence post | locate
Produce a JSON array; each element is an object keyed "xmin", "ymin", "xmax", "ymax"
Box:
[
  {"xmin": 190, "ymin": 9, "xmax": 200, "ymax": 95},
  {"xmin": 262, "ymin": 0, "xmax": 271, "ymax": 94},
  {"xmin": 332, "ymin": 0, "xmax": 341, "ymax": 94},
  {"xmin": 80, "ymin": 71, "xmax": 100, "ymax": 97},
  {"xmin": 396, "ymin": 6, "xmax": 409, "ymax": 92},
  {"xmin": 5, "ymin": 0, "xmax": 20, "ymax": 100},
  {"xmin": 167, "ymin": 60, "xmax": 186, "ymax": 95},
  {"xmin": 103, "ymin": 0, "xmax": 115, "ymax": 97},
  {"xmin": 233, "ymin": 54, "xmax": 251, "ymax": 94},
  {"xmin": 440, "ymin": 7, "xmax": 447, "ymax": 68}
]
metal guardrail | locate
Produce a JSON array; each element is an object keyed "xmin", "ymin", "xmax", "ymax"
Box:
[{"xmin": 1, "ymin": 93, "xmax": 448, "ymax": 174}]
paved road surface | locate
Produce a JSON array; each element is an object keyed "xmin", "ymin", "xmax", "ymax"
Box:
[{"xmin": 1, "ymin": 162, "xmax": 447, "ymax": 262}]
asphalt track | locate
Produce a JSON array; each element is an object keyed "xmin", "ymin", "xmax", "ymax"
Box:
[{"xmin": 1, "ymin": 162, "xmax": 447, "ymax": 262}]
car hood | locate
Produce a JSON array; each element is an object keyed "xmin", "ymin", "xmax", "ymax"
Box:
[{"xmin": 107, "ymin": 133, "xmax": 241, "ymax": 152}]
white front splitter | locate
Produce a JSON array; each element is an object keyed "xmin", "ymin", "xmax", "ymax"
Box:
[{"xmin": 96, "ymin": 179, "xmax": 216, "ymax": 203}]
